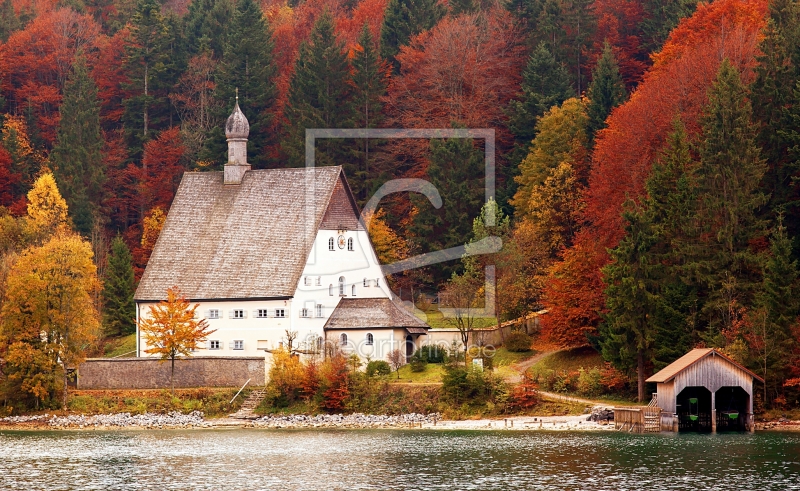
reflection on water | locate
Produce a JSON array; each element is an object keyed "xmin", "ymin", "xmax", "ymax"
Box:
[{"xmin": 1, "ymin": 429, "xmax": 799, "ymax": 490}]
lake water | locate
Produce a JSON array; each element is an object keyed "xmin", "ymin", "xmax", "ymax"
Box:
[{"xmin": 1, "ymin": 429, "xmax": 799, "ymax": 490}]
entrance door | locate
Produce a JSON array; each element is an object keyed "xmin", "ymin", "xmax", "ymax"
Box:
[{"xmin": 405, "ymin": 335, "xmax": 414, "ymax": 361}]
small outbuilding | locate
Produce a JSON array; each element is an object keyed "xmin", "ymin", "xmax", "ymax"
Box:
[{"xmin": 646, "ymin": 348, "xmax": 764, "ymax": 432}]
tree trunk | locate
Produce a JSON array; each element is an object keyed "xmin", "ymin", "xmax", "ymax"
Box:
[
  {"xmin": 637, "ymin": 349, "xmax": 645, "ymax": 403},
  {"xmin": 171, "ymin": 356, "xmax": 175, "ymax": 395},
  {"xmin": 63, "ymin": 363, "xmax": 69, "ymax": 409}
]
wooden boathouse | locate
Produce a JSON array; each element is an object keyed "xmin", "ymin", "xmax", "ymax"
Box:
[{"xmin": 645, "ymin": 348, "xmax": 763, "ymax": 432}]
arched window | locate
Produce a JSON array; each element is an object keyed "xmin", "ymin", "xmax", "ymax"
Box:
[
  {"xmin": 366, "ymin": 333, "xmax": 374, "ymax": 346},
  {"xmin": 340, "ymin": 333, "xmax": 348, "ymax": 346},
  {"xmin": 339, "ymin": 276, "xmax": 345, "ymax": 296},
  {"xmin": 329, "ymin": 284, "xmax": 333, "ymax": 296},
  {"xmin": 347, "ymin": 237, "xmax": 354, "ymax": 251},
  {"xmin": 352, "ymin": 284, "xmax": 356, "ymax": 296},
  {"xmin": 328, "ymin": 237, "xmax": 335, "ymax": 251}
]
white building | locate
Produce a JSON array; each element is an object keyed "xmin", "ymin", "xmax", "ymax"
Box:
[{"xmin": 134, "ymin": 100, "xmax": 428, "ymax": 360}]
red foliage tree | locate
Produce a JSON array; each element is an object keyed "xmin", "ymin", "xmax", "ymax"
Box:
[
  {"xmin": 141, "ymin": 127, "xmax": 185, "ymax": 212},
  {"xmin": 541, "ymin": 0, "xmax": 769, "ymax": 347},
  {"xmin": 321, "ymin": 355, "xmax": 350, "ymax": 412},
  {"xmin": 587, "ymin": 0, "xmax": 649, "ymax": 89},
  {"xmin": 0, "ymin": 145, "xmax": 19, "ymax": 208},
  {"xmin": 93, "ymin": 28, "xmax": 130, "ymax": 129},
  {"xmin": 0, "ymin": 8, "xmax": 103, "ymax": 145}
]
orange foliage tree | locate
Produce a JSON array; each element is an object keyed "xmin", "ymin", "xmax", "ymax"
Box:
[
  {"xmin": 541, "ymin": 0, "xmax": 769, "ymax": 348},
  {"xmin": 139, "ymin": 286, "xmax": 216, "ymax": 393},
  {"xmin": 0, "ymin": 8, "xmax": 103, "ymax": 144}
]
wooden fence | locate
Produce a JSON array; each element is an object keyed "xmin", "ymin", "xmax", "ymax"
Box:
[{"xmin": 613, "ymin": 406, "xmax": 662, "ymax": 433}]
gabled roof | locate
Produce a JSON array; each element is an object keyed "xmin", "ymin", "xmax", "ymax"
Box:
[
  {"xmin": 135, "ymin": 166, "xmax": 361, "ymax": 301},
  {"xmin": 323, "ymin": 298, "xmax": 429, "ymax": 330},
  {"xmin": 646, "ymin": 348, "xmax": 764, "ymax": 384}
]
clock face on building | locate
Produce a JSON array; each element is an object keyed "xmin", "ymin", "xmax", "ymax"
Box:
[{"xmin": 337, "ymin": 235, "xmax": 346, "ymax": 249}]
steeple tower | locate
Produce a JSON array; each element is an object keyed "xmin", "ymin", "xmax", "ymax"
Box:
[{"xmin": 224, "ymin": 89, "xmax": 251, "ymax": 184}]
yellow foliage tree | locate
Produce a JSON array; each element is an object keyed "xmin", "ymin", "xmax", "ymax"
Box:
[
  {"xmin": 512, "ymin": 97, "xmax": 588, "ymax": 219},
  {"xmin": 26, "ymin": 172, "xmax": 70, "ymax": 242},
  {"xmin": 139, "ymin": 287, "xmax": 216, "ymax": 393},
  {"xmin": 365, "ymin": 208, "xmax": 408, "ymax": 265},
  {"xmin": 0, "ymin": 232, "xmax": 101, "ymax": 408},
  {"xmin": 268, "ymin": 348, "xmax": 305, "ymax": 404},
  {"xmin": 525, "ymin": 162, "xmax": 585, "ymax": 255}
]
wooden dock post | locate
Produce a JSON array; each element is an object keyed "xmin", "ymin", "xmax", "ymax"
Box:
[{"xmin": 711, "ymin": 391, "xmax": 716, "ymax": 433}]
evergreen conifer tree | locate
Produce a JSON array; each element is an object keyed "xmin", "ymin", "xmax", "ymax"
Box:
[
  {"xmin": 638, "ymin": 0, "xmax": 698, "ymax": 53},
  {"xmin": 507, "ymin": 42, "xmax": 573, "ymax": 167},
  {"xmin": 183, "ymin": 0, "xmax": 234, "ymax": 58},
  {"xmin": 203, "ymin": 0, "xmax": 277, "ymax": 168},
  {"xmin": 283, "ymin": 11, "xmax": 354, "ymax": 168},
  {"xmin": 379, "ymin": 0, "xmax": 445, "ymax": 71},
  {"xmin": 586, "ymin": 42, "xmax": 626, "ymax": 144},
  {"xmin": 102, "ymin": 235, "xmax": 136, "ymax": 336},
  {"xmin": 694, "ymin": 59, "xmax": 767, "ymax": 340},
  {"xmin": 51, "ymin": 53, "xmax": 104, "ymax": 236},
  {"xmin": 0, "ymin": 0, "xmax": 20, "ymax": 42},
  {"xmin": 351, "ymin": 24, "xmax": 387, "ymax": 204}
]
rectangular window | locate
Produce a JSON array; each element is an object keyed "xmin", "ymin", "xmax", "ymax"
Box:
[
  {"xmin": 233, "ymin": 340, "xmax": 244, "ymax": 350},
  {"xmin": 275, "ymin": 309, "xmax": 285, "ymax": 318},
  {"xmin": 257, "ymin": 309, "xmax": 269, "ymax": 318},
  {"xmin": 208, "ymin": 309, "xmax": 220, "ymax": 319},
  {"xmin": 304, "ymin": 276, "xmax": 310, "ymax": 286},
  {"xmin": 233, "ymin": 309, "xmax": 245, "ymax": 319},
  {"xmin": 316, "ymin": 304, "xmax": 323, "ymax": 317},
  {"xmin": 316, "ymin": 277, "xmax": 321, "ymax": 286},
  {"xmin": 300, "ymin": 308, "xmax": 309, "ymax": 318},
  {"xmin": 209, "ymin": 340, "xmax": 221, "ymax": 350}
]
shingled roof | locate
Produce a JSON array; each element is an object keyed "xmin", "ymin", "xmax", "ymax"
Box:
[
  {"xmin": 135, "ymin": 166, "xmax": 360, "ymax": 301},
  {"xmin": 646, "ymin": 348, "xmax": 764, "ymax": 384},
  {"xmin": 323, "ymin": 298, "xmax": 429, "ymax": 331}
]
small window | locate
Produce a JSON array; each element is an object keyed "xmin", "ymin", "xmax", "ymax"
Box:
[
  {"xmin": 208, "ymin": 309, "xmax": 220, "ymax": 319},
  {"xmin": 363, "ymin": 278, "xmax": 367, "ymax": 287},
  {"xmin": 316, "ymin": 304, "xmax": 323, "ymax": 317},
  {"xmin": 340, "ymin": 333, "xmax": 348, "ymax": 346},
  {"xmin": 304, "ymin": 276, "xmax": 310, "ymax": 286},
  {"xmin": 328, "ymin": 237, "xmax": 335, "ymax": 251},
  {"xmin": 375, "ymin": 278, "xmax": 380, "ymax": 287},
  {"xmin": 347, "ymin": 237, "xmax": 354, "ymax": 251},
  {"xmin": 339, "ymin": 276, "xmax": 345, "ymax": 296},
  {"xmin": 233, "ymin": 309, "xmax": 245, "ymax": 319},
  {"xmin": 300, "ymin": 308, "xmax": 309, "ymax": 318},
  {"xmin": 366, "ymin": 333, "xmax": 374, "ymax": 345},
  {"xmin": 329, "ymin": 284, "xmax": 333, "ymax": 296},
  {"xmin": 257, "ymin": 309, "xmax": 269, "ymax": 318},
  {"xmin": 352, "ymin": 284, "xmax": 356, "ymax": 296},
  {"xmin": 209, "ymin": 340, "xmax": 221, "ymax": 350},
  {"xmin": 275, "ymin": 308, "xmax": 285, "ymax": 318},
  {"xmin": 316, "ymin": 276, "xmax": 321, "ymax": 286},
  {"xmin": 233, "ymin": 340, "xmax": 244, "ymax": 350}
]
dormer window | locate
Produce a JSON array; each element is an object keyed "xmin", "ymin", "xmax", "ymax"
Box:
[
  {"xmin": 347, "ymin": 238, "xmax": 353, "ymax": 251},
  {"xmin": 328, "ymin": 237, "xmax": 335, "ymax": 251}
]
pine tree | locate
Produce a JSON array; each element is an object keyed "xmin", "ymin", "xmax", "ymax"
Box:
[
  {"xmin": 0, "ymin": 0, "xmax": 20, "ymax": 42},
  {"xmin": 51, "ymin": 53, "xmax": 104, "ymax": 237},
  {"xmin": 350, "ymin": 23, "xmax": 387, "ymax": 204},
  {"xmin": 409, "ymin": 135, "xmax": 484, "ymax": 281},
  {"xmin": 183, "ymin": 0, "xmax": 234, "ymax": 58},
  {"xmin": 122, "ymin": 0, "xmax": 178, "ymax": 158},
  {"xmin": 102, "ymin": 235, "xmax": 136, "ymax": 336},
  {"xmin": 601, "ymin": 119, "xmax": 700, "ymax": 401},
  {"xmin": 638, "ymin": 0, "xmax": 698, "ymax": 53},
  {"xmin": 695, "ymin": 59, "xmax": 767, "ymax": 339},
  {"xmin": 379, "ymin": 0, "xmax": 445, "ymax": 72},
  {"xmin": 586, "ymin": 41, "xmax": 627, "ymax": 143},
  {"xmin": 203, "ymin": 0, "xmax": 277, "ymax": 168},
  {"xmin": 751, "ymin": 0, "xmax": 800, "ymax": 241},
  {"xmin": 283, "ymin": 11, "xmax": 354, "ymax": 168},
  {"xmin": 507, "ymin": 42, "xmax": 573, "ymax": 168}
]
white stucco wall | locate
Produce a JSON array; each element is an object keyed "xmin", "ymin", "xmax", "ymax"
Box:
[{"xmin": 136, "ymin": 227, "xmax": 392, "ymax": 359}]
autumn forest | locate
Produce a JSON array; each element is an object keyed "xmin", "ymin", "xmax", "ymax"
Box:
[{"xmin": 1, "ymin": 0, "xmax": 800, "ymax": 410}]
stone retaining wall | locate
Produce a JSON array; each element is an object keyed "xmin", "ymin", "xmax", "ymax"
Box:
[{"xmin": 77, "ymin": 357, "xmax": 265, "ymax": 389}]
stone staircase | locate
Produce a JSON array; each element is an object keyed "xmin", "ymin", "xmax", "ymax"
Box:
[{"xmin": 229, "ymin": 389, "xmax": 266, "ymax": 420}]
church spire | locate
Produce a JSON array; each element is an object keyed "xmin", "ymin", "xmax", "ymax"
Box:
[{"xmin": 224, "ymin": 91, "xmax": 251, "ymax": 184}]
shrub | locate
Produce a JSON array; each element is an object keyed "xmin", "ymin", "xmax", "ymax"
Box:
[
  {"xmin": 409, "ymin": 352, "xmax": 428, "ymax": 372},
  {"xmin": 319, "ymin": 355, "xmax": 350, "ymax": 412},
  {"xmin": 508, "ymin": 373, "xmax": 539, "ymax": 411},
  {"xmin": 366, "ymin": 360, "xmax": 391, "ymax": 377},
  {"xmin": 505, "ymin": 330, "xmax": 533, "ymax": 352},
  {"xmin": 417, "ymin": 344, "xmax": 447, "ymax": 363},
  {"xmin": 576, "ymin": 367, "xmax": 602, "ymax": 397}
]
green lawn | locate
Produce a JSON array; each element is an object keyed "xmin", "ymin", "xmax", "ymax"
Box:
[
  {"xmin": 417, "ymin": 310, "xmax": 499, "ymax": 330},
  {"xmin": 102, "ymin": 334, "xmax": 137, "ymax": 358},
  {"xmin": 390, "ymin": 363, "xmax": 446, "ymax": 383}
]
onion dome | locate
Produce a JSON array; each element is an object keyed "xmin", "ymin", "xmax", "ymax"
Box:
[{"xmin": 225, "ymin": 99, "xmax": 249, "ymax": 140}]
